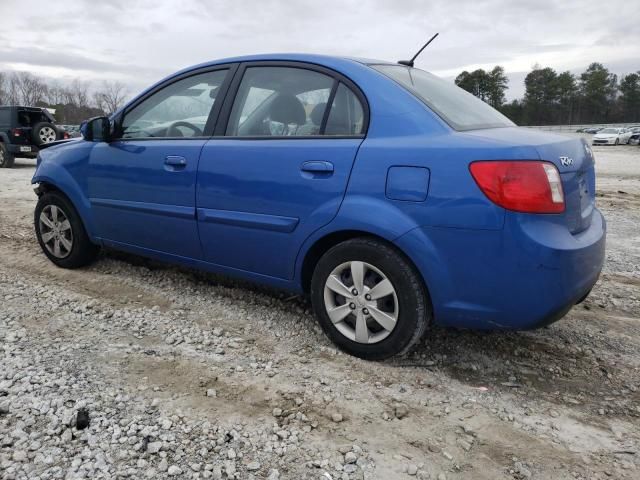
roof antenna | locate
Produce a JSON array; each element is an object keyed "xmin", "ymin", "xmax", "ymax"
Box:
[{"xmin": 398, "ymin": 33, "xmax": 439, "ymax": 67}]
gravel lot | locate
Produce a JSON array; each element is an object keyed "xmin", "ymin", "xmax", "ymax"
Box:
[{"xmin": 1, "ymin": 142, "xmax": 639, "ymax": 480}]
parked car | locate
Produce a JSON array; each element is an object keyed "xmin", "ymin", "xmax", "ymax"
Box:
[
  {"xmin": 621, "ymin": 128, "xmax": 635, "ymax": 143},
  {"xmin": 60, "ymin": 124, "xmax": 82, "ymax": 138},
  {"xmin": 31, "ymin": 54, "xmax": 606, "ymax": 359},
  {"xmin": 0, "ymin": 106, "xmax": 66, "ymax": 168},
  {"xmin": 629, "ymin": 132, "xmax": 640, "ymax": 145},
  {"xmin": 592, "ymin": 127, "xmax": 632, "ymax": 145}
]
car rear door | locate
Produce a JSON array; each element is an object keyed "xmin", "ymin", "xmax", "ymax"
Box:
[
  {"xmin": 196, "ymin": 62, "xmax": 368, "ymax": 279},
  {"xmin": 87, "ymin": 66, "xmax": 234, "ymax": 259}
]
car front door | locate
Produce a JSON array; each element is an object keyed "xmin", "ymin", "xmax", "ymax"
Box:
[
  {"xmin": 87, "ymin": 67, "xmax": 233, "ymax": 259},
  {"xmin": 196, "ymin": 63, "xmax": 368, "ymax": 279}
]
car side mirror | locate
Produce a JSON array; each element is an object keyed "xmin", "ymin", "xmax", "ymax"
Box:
[{"xmin": 82, "ymin": 116, "xmax": 111, "ymax": 142}]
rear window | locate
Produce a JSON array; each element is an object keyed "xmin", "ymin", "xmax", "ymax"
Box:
[
  {"xmin": 16, "ymin": 108, "xmax": 54, "ymax": 127},
  {"xmin": 372, "ymin": 64, "xmax": 514, "ymax": 131}
]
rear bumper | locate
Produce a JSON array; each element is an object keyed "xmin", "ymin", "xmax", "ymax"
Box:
[
  {"xmin": 395, "ymin": 208, "xmax": 606, "ymax": 330},
  {"xmin": 7, "ymin": 143, "xmax": 39, "ymax": 157}
]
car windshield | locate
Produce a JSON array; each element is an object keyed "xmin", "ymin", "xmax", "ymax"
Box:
[
  {"xmin": 599, "ymin": 128, "xmax": 618, "ymax": 134},
  {"xmin": 371, "ymin": 64, "xmax": 515, "ymax": 131}
]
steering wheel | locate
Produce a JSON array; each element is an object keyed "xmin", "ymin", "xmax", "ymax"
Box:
[{"xmin": 167, "ymin": 121, "xmax": 203, "ymax": 137}]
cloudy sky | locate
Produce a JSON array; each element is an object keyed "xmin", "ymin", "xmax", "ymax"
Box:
[{"xmin": 1, "ymin": 0, "xmax": 638, "ymax": 100}]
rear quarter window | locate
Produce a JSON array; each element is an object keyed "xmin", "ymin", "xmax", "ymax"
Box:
[
  {"xmin": 372, "ymin": 64, "xmax": 514, "ymax": 131},
  {"xmin": 0, "ymin": 109, "xmax": 10, "ymax": 125}
]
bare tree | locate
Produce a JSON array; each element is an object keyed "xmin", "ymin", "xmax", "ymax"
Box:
[
  {"xmin": 92, "ymin": 91, "xmax": 106, "ymax": 113},
  {"xmin": 13, "ymin": 72, "xmax": 48, "ymax": 106},
  {"xmin": 60, "ymin": 86, "xmax": 75, "ymax": 106},
  {"xmin": 0, "ymin": 72, "xmax": 6, "ymax": 105},
  {"xmin": 94, "ymin": 81, "xmax": 128, "ymax": 114},
  {"xmin": 46, "ymin": 81, "xmax": 65, "ymax": 105},
  {"xmin": 70, "ymin": 79, "xmax": 90, "ymax": 107},
  {"xmin": 7, "ymin": 74, "xmax": 22, "ymax": 105}
]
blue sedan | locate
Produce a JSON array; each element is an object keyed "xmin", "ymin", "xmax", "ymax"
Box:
[{"xmin": 32, "ymin": 54, "xmax": 606, "ymax": 359}]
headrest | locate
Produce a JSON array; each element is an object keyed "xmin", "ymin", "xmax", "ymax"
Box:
[
  {"xmin": 310, "ymin": 102, "xmax": 327, "ymax": 126},
  {"xmin": 269, "ymin": 94, "xmax": 306, "ymax": 125}
]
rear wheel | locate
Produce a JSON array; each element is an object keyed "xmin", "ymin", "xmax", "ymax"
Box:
[
  {"xmin": 311, "ymin": 238, "xmax": 429, "ymax": 360},
  {"xmin": 35, "ymin": 191, "xmax": 99, "ymax": 268},
  {"xmin": 0, "ymin": 143, "xmax": 15, "ymax": 168}
]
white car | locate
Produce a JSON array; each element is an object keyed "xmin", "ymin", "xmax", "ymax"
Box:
[{"xmin": 592, "ymin": 127, "xmax": 632, "ymax": 145}]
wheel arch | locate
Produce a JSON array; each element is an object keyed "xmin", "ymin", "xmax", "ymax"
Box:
[
  {"xmin": 297, "ymin": 195, "xmax": 426, "ymax": 294},
  {"xmin": 299, "ymin": 229, "xmax": 434, "ymax": 313},
  {"xmin": 32, "ymin": 173, "xmax": 98, "ymax": 242},
  {"xmin": 300, "ymin": 230, "xmax": 373, "ymax": 293}
]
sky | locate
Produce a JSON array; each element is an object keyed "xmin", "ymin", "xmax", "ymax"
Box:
[{"xmin": 1, "ymin": 0, "xmax": 638, "ymax": 101}]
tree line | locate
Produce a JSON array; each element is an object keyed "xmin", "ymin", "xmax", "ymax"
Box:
[
  {"xmin": 0, "ymin": 71, "xmax": 128, "ymax": 124},
  {"xmin": 455, "ymin": 63, "xmax": 640, "ymax": 126}
]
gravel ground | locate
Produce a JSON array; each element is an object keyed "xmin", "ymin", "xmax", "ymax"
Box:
[{"xmin": 1, "ymin": 143, "xmax": 639, "ymax": 480}]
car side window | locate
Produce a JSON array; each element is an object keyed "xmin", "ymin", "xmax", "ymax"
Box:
[
  {"xmin": 121, "ymin": 70, "xmax": 228, "ymax": 139},
  {"xmin": 325, "ymin": 83, "xmax": 365, "ymax": 135},
  {"xmin": 226, "ymin": 67, "xmax": 334, "ymax": 137}
]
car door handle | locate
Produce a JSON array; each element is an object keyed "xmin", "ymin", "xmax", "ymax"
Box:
[
  {"xmin": 165, "ymin": 156, "xmax": 187, "ymax": 167},
  {"xmin": 300, "ymin": 161, "xmax": 334, "ymax": 173}
]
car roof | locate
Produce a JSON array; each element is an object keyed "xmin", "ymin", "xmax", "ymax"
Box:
[
  {"xmin": 183, "ymin": 53, "xmax": 394, "ymax": 70},
  {"xmin": 117, "ymin": 54, "xmax": 399, "ymax": 116},
  {"xmin": 114, "ymin": 53, "xmax": 448, "ymax": 133},
  {"xmin": 0, "ymin": 105, "xmax": 47, "ymax": 111}
]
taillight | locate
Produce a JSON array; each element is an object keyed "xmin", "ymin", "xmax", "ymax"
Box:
[
  {"xmin": 11, "ymin": 128, "xmax": 23, "ymax": 137},
  {"xmin": 469, "ymin": 161, "xmax": 565, "ymax": 213},
  {"xmin": 63, "ymin": 132, "xmax": 70, "ymax": 139}
]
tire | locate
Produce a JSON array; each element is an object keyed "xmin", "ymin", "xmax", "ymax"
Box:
[
  {"xmin": 0, "ymin": 142, "xmax": 15, "ymax": 168},
  {"xmin": 32, "ymin": 122, "xmax": 60, "ymax": 146},
  {"xmin": 310, "ymin": 238, "xmax": 430, "ymax": 360},
  {"xmin": 34, "ymin": 191, "xmax": 99, "ymax": 268},
  {"xmin": 615, "ymin": 138, "xmax": 619, "ymax": 145}
]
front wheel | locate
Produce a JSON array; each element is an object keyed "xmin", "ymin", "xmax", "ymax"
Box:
[
  {"xmin": 35, "ymin": 191, "xmax": 99, "ymax": 268},
  {"xmin": 615, "ymin": 138, "xmax": 619, "ymax": 145},
  {"xmin": 310, "ymin": 238, "xmax": 430, "ymax": 360}
]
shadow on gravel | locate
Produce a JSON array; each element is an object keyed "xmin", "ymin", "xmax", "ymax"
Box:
[
  {"xmin": 395, "ymin": 317, "xmax": 640, "ymax": 415},
  {"xmin": 100, "ymin": 248, "xmax": 640, "ymax": 414},
  {"xmin": 102, "ymin": 248, "xmax": 305, "ymax": 304}
]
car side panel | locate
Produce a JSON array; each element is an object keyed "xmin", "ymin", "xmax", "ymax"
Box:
[
  {"xmin": 197, "ymin": 138, "xmax": 363, "ymax": 279},
  {"xmin": 31, "ymin": 142, "xmax": 100, "ymax": 242},
  {"xmin": 101, "ymin": 237, "xmax": 300, "ymax": 292},
  {"xmin": 87, "ymin": 140, "xmax": 204, "ymax": 259}
]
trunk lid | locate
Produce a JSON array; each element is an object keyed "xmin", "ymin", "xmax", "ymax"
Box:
[
  {"xmin": 534, "ymin": 135, "xmax": 595, "ymax": 234},
  {"xmin": 463, "ymin": 127, "xmax": 596, "ymax": 234}
]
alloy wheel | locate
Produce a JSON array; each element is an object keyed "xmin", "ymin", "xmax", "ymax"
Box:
[
  {"xmin": 39, "ymin": 204, "xmax": 73, "ymax": 258},
  {"xmin": 39, "ymin": 126, "xmax": 57, "ymax": 144},
  {"xmin": 323, "ymin": 261, "xmax": 399, "ymax": 344}
]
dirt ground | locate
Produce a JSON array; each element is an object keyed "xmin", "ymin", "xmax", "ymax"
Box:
[{"xmin": 1, "ymin": 140, "xmax": 639, "ymax": 480}]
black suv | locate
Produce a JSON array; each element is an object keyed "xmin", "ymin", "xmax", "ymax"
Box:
[{"xmin": 0, "ymin": 106, "xmax": 65, "ymax": 168}]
